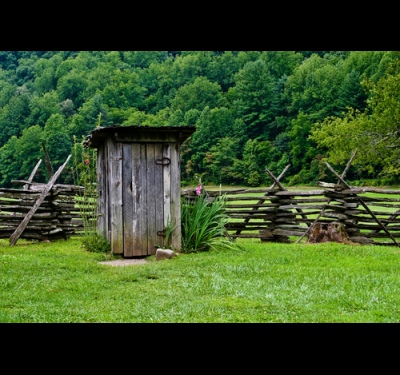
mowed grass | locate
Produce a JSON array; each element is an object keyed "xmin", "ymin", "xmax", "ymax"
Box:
[{"xmin": 1, "ymin": 236, "xmax": 400, "ymax": 323}]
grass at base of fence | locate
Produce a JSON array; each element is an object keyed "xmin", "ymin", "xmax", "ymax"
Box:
[{"xmin": 1, "ymin": 236, "xmax": 400, "ymax": 323}]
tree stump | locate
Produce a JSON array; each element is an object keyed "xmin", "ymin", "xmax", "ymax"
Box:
[{"xmin": 307, "ymin": 222, "xmax": 353, "ymax": 244}]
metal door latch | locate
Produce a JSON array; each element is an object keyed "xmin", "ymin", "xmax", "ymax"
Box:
[{"xmin": 155, "ymin": 158, "xmax": 170, "ymax": 165}]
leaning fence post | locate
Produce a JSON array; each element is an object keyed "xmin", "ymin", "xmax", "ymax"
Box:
[{"xmin": 9, "ymin": 155, "xmax": 72, "ymax": 246}]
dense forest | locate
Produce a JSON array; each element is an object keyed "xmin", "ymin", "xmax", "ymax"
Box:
[{"xmin": 0, "ymin": 50, "xmax": 399, "ymax": 188}]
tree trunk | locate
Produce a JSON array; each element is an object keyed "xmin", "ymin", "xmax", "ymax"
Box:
[{"xmin": 307, "ymin": 222, "xmax": 353, "ymax": 244}]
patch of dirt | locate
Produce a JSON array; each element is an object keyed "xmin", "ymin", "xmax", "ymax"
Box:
[{"xmin": 99, "ymin": 258, "xmax": 148, "ymax": 267}]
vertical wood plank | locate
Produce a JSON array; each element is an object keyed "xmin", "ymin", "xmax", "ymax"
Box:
[
  {"xmin": 23, "ymin": 159, "xmax": 42, "ymax": 190},
  {"xmin": 163, "ymin": 143, "xmax": 171, "ymax": 248},
  {"xmin": 170, "ymin": 142, "xmax": 181, "ymax": 251},
  {"xmin": 109, "ymin": 140, "xmax": 123, "ymax": 254},
  {"xmin": 122, "ymin": 143, "xmax": 134, "ymax": 256},
  {"xmin": 154, "ymin": 143, "xmax": 164, "ymax": 252},
  {"xmin": 104, "ymin": 140, "xmax": 110, "ymax": 240},
  {"xmin": 96, "ymin": 145, "xmax": 106, "ymax": 238},
  {"xmin": 132, "ymin": 143, "xmax": 148, "ymax": 255},
  {"xmin": 146, "ymin": 143, "xmax": 157, "ymax": 253}
]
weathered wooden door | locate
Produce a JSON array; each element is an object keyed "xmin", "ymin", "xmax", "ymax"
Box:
[{"xmin": 120, "ymin": 142, "xmax": 180, "ymax": 257}]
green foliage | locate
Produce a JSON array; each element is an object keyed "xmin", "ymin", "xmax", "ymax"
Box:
[
  {"xmin": 80, "ymin": 232, "xmax": 111, "ymax": 253},
  {"xmin": 204, "ymin": 137, "xmax": 240, "ymax": 185},
  {"xmin": 170, "ymin": 76, "xmax": 225, "ymax": 114},
  {"xmin": 181, "ymin": 192, "xmax": 238, "ymax": 253},
  {"xmin": 310, "ymin": 58, "xmax": 400, "ymax": 179},
  {"xmin": 241, "ymin": 139, "xmax": 272, "ymax": 186},
  {"xmin": 26, "ymin": 91, "xmax": 61, "ymax": 127},
  {"xmin": 72, "ymin": 116, "xmax": 110, "ymax": 254},
  {"xmin": 43, "ymin": 114, "xmax": 72, "ymax": 175},
  {"xmin": 230, "ymin": 59, "xmax": 278, "ymax": 139},
  {"xmin": 0, "ymin": 126, "xmax": 45, "ymax": 186},
  {"xmin": 0, "ymin": 50, "xmax": 398, "ymax": 188},
  {"xmin": 72, "ymin": 136, "xmax": 97, "ymax": 235},
  {"xmin": 185, "ymin": 107, "xmax": 238, "ymax": 184}
]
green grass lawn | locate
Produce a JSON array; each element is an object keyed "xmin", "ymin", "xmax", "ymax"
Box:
[{"xmin": 1, "ymin": 236, "xmax": 400, "ymax": 323}]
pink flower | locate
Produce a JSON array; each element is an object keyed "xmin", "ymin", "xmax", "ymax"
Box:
[
  {"xmin": 196, "ymin": 184, "xmax": 202, "ymax": 195},
  {"xmin": 84, "ymin": 159, "xmax": 90, "ymax": 165}
]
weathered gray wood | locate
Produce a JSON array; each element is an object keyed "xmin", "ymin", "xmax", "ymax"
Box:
[
  {"xmin": 147, "ymin": 143, "xmax": 157, "ymax": 253},
  {"xmin": 226, "ymin": 203, "xmax": 280, "ymax": 209},
  {"xmin": 226, "ymin": 222, "xmax": 274, "ymax": 228},
  {"xmin": 123, "ymin": 143, "xmax": 135, "ymax": 256},
  {"xmin": 109, "ymin": 139, "xmax": 123, "ymax": 254},
  {"xmin": 349, "ymin": 236, "xmax": 374, "ymax": 244},
  {"xmin": 277, "ymin": 198, "xmax": 328, "ymax": 204},
  {"xmin": 346, "ymin": 188, "xmax": 400, "ymax": 194},
  {"xmin": 265, "ymin": 167, "xmax": 311, "ymax": 228},
  {"xmin": 320, "ymin": 212, "xmax": 349, "ymax": 220},
  {"xmin": 9, "ymin": 155, "xmax": 72, "ymax": 246},
  {"xmin": 170, "ymin": 142, "xmax": 181, "ymax": 251},
  {"xmin": 274, "ymin": 190, "xmax": 326, "ymax": 196},
  {"xmin": 125, "ymin": 142, "xmax": 149, "ymax": 256},
  {"xmin": 364, "ymin": 231, "xmax": 400, "ymax": 238},
  {"xmin": 236, "ymin": 164, "xmax": 290, "ymax": 236},
  {"xmin": 115, "ymin": 132, "xmax": 183, "ymax": 143},
  {"xmin": 23, "ymin": 159, "xmax": 42, "ymax": 190},
  {"xmin": 96, "ymin": 142, "xmax": 106, "ymax": 239},
  {"xmin": 278, "ymin": 204, "xmax": 326, "ymax": 210},
  {"xmin": 296, "ymin": 149, "xmax": 357, "ymax": 243},
  {"xmin": 272, "ymin": 228, "xmax": 307, "ymax": 236},
  {"xmin": 325, "ymin": 161, "xmax": 399, "ymax": 247},
  {"xmin": 162, "ymin": 143, "xmax": 172, "ymax": 249},
  {"xmin": 317, "ymin": 181, "xmax": 342, "ymax": 189},
  {"xmin": 365, "ymin": 202, "xmax": 400, "ymax": 208}
]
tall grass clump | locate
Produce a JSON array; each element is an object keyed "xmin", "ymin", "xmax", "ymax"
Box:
[{"xmin": 181, "ymin": 182, "xmax": 239, "ymax": 253}]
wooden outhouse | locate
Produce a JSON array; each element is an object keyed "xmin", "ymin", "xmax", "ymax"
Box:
[{"xmin": 85, "ymin": 125, "xmax": 196, "ymax": 258}]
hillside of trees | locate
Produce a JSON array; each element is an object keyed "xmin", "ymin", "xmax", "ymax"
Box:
[{"xmin": 0, "ymin": 50, "xmax": 399, "ymax": 188}]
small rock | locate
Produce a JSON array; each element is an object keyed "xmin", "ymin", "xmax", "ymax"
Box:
[{"xmin": 156, "ymin": 248, "xmax": 178, "ymax": 260}]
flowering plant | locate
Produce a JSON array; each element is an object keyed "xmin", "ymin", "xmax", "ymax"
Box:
[
  {"xmin": 196, "ymin": 184, "xmax": 202, "ymax": 195},
  {"xmin": 180, "ymin": 176, "xmax": 239, "ymax": 253}
]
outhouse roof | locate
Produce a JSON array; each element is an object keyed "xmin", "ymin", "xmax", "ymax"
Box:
[{"xmin": 84, "ymin": 125, "xmax": 196, "ymax": 148}]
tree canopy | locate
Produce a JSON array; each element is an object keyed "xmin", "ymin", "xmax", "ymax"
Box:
[{"xmin": 0, "ymin": 50, "xmax": 398, "ymax": 187}]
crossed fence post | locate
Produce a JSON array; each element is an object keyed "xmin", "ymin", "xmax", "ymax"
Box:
[
  {"xmin": 296, "ymin": 149, "xmax": 358, "ymax": 243},
  {"xmin": 235, "ymin": 164, "xmax": 290, "ymax": 236}
]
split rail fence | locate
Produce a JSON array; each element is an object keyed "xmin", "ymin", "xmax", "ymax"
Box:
[
  {"xmin": 3, "ymin": 149, "xmax": 400, "ymax": 247},
  {"xmin": 182, "ymin": 153, "xmax": 400, "ymax": 247},
  {"xmin": 0, "ymin": 183, "xmax": 85, "ymax": 243},
  {"xmin": 0, "ymin": 156, "xmax": 86, "ymax": 245},
  {"xmin": 188, "ymin": 184, "xmax": 400, "ymax": 246}
]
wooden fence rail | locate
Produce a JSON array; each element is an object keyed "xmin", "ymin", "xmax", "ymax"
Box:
[
  {"xmin": 3, "ymin": 182, "xmax": 400, "ymax": 247},
  {"xmin": 181, "ymin": 184, "xmax": 400, "ymax": 246},
  {"xmin": 0, "ymin": 184, "xmax": 85, "ymax": 242}
]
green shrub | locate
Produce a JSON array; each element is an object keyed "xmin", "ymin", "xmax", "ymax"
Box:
[
  {"xmin": 72, "ymin": 114, "xmax": 111, "ymax": 254},
  {"xmin": 181, "ymin": 193, "xmax": 238, "ymax": 253},
  {"xmin": 81, "ymin": 232, "xmax": 111, "ymax": 253}
]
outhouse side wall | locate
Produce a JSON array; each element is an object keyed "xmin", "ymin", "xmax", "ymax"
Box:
[{"xmin": 96, "ymin": 137, "xmax": 124, "ymax": 254}]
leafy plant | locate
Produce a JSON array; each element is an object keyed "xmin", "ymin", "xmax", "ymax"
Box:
[
  {"xmin": 180, "ymin": 191, "xmax": 238, "ymax": 253},
  {"xmin": 72, "ymin": 114, "xmax": 110, "ymax": 253},
  {"xmin": 80, "ymin": 232, "xmax": 110, "ymax": 254}
]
